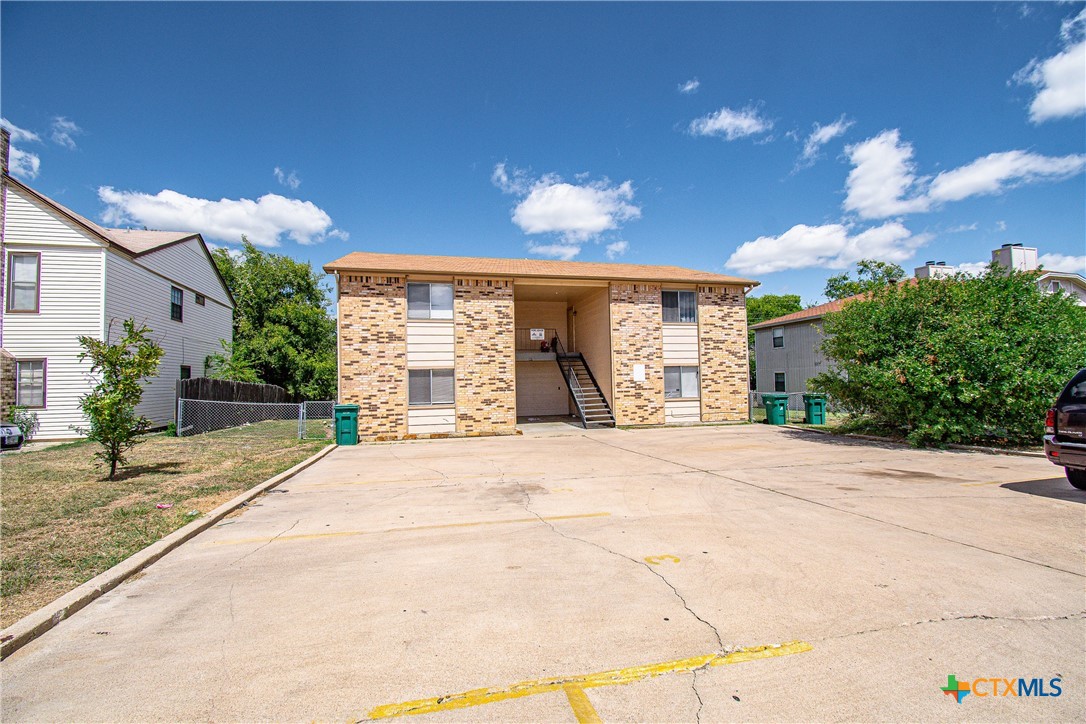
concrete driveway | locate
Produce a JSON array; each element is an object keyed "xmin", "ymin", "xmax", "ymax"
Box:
[{"xmin": 2, "ymin": 424, "xmax": 1083, "ymax": 722}]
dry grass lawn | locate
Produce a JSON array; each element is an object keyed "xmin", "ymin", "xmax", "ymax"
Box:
[{"xmin": 1, "ymin": 421, "xmax": 329, "ymax": 628}]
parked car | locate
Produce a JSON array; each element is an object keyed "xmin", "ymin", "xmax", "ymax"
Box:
[
  {"xmin": 0, "ymin": 421, "xmax": 25, "ymax": 451},
  {"xmin": 1044, "ymin": 367, "xmax": 1086, "ymax": 491}
]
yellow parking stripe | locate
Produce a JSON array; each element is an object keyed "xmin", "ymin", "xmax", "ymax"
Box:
[
  {"xmin": 366, "ymin": 641, "xmax": 812, "ymax": 720},
  {"xmin": 207, "ymin": 512, "xmax": 611, "ymax": 547},
  {"xmin": 564, "ymin": 685, "xmax": 603, "ymax": 723}
]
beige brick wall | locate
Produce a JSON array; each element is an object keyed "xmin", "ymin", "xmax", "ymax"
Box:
[
  {"xmin": 454, "ymin": 277, "xmax": 516, "ymax": 433},
  {"xmin": 338, "ymin": 275, "xmax": 407, "ymax": 437},
  {"xmin": 697, "ymin": 285, "xmax": 750, "ymax": 421},
  {"xmin": 0, "ymin": 348, "xmax": 15, "ymax": 421},
  {"xmin": 609, "ymin": 283, "xmax": 664, "ymax": 425}
]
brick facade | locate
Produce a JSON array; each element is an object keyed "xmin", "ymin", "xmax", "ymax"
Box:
[
  {"xmin": 697, "ymin": 285, "xmax": 750, "ymax": 421},
  {"xmin": 338, "ymin": 275, "xmax": 407, "ymax": 437},
  {"xmin": 609, "ymin": 283, "xmax": 665, "ymax": 426},
  {"xmin": 0, "ymin": 348, "xmax": 15, "ymax": 421},
  {"xmin": 454, "ymin": 278, "xmax": 516, "ymax": 434}
]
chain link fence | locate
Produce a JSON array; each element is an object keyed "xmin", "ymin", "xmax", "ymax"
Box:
[{"xmin": 175, "ymin": 399, "xmax": 335, "ymax": 439}]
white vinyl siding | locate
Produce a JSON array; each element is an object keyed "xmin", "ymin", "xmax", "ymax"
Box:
[
  {"xmin": 105, "ymin": 251, "xmax": 233, "ymax": 428},
  {"xmin": 132, "ymin": 237, "xmax": 232, "ymax": 307},
  {"xmin": 407, "ymin": 407, "xmax": 456, "ymax": 434},
  {"xmin": 4, "ymin": 188, "xmax": 105, "ymax": 248},
  {"xmin": 406, "ymin": 320, "xmax": 455, "ymax": 368},
  {"xmin": 662, "ymin": 323, "xmax": 699, "ymax": 364},
  {"xmin": 664, "ymin": 399, "xmax": 701, "ymax": 424},
  {"xmin": 0, "ymin": 245, "xmax": 104, "ymax": 438}
]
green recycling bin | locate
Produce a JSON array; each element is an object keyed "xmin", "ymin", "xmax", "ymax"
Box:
[
  {"xmin": 762, "ymin": 393, "xmax": 789, "ymax": 425},
  {"xmin": 333, "ymin": 404, "xmax": 360, "ymax": 446},
  {"xmin": 803, "ymin": 393, "xmax": 828, "ymax": 425}
]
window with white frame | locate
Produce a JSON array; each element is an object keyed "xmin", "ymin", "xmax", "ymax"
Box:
[
  {"xmin": 664, "ymin": 365, "xmax": 699, "ymax": 399},
  {"xmin": 407, "ymin": 282, "xmax": 454, "ymax": 319},
  {"xmin": 774, "ymin": 372, "xmax": 786, "ymax": 392},
  {"xmin": 662, "ymin": 290, "xmax": 697, "ymax": 323},
  {"xmin": 16, "ymin": 359, "xmax": 45, "ymax": 407},
  {"xmin": 772, "ymin": 328, "xmax": 784, "ymax": 348},
  {"xmin": 7, "ymin": 252, "xmax": 40, "ymax": 313},
  {"xmin": 408, "ymin": 369, "xmax": 455, "ymax": 405}
]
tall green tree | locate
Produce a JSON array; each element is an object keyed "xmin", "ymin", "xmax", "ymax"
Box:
[
  {"xmin": 824, "ymin": 259, "xmax": 905, "ymax": 300},
  {"xmin": 77, "ymin": 319, "xmax": 164, "ymax": 480},
  {"xmin": 809, "ymin": 264, "xmax": 1086, "ymax": 446},
  {"xmin": 746, "ymin": 294, "xmax": 804, "ymax": 383},
  {"xmin": 208, "ymin": 238, "xmax": 337, "ymax": 400}
]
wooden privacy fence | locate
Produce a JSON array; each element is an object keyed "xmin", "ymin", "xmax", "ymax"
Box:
[{"xmin": 175, "ymin": 377, "xmax": 289, "ymax": 404}]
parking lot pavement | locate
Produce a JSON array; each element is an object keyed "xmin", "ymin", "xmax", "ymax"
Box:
[{"xmin": 2, "ymin": 424, "xmax": 1083, "ymax": 722}]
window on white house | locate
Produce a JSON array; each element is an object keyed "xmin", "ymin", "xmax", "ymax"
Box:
[
  {"xmin": 170, "ymin": 286, "xmax": 183, "ymax": 322},
  {"xmin": 408, "ymin": 369, "xmax": 455, "ymax": 405},
  {"xmin": 664, "ymin": 366, "xmax": 700, "ymax": 399},
  {"xmin": 774, "ymin": 372, "xmax": 786, "ymax": 392},
  {"xmin": 16, "ymin": 360, "xmax": 45, "ymax": 407},
  {"xmin": 7, "ymin": 252, "xmax": 40, "ymax": 313},
  {"xmin": 180, "ymin": 365, "xmax": 192, "ymax": 380},
  {"xmin": 195, "ymin": 293, "xmax": 206, "ymax": 306},
  {"xmin": 662, "ymin": 290, "xmax": 697, "ymax": 323},
  {"xmin": 772, "ymin": 328, "xmax": 784, "ymax": 348},
  {"xmin": 407, "ymin": 283, "xmax": 454, "ymax": 319}
]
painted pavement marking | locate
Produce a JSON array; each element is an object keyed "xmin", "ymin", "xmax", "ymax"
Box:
[
  {"xmin": 365, "ymin": 641, "xmax": 812, "ymax": 720},
  {"xmin": 206, "ymin": 512, "xmax": 612, "ymax": 547}
]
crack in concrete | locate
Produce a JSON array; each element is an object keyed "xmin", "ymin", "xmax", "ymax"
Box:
[
  {"xmin": 388, "ymin": 449, "xmax": 455, "ymax": 488},
  {"xmin": 511, "ymin": 476, "xmax": 725, "ymax": 658},
  {"xmin": 690, "ymin": 668, "xmax": 706, "ymax": 723},
  {"xmin": 229, "ymin": 519, "xmax": 300, "ymax": 566},
  {"xmin": 824, "ymin": 611, "xmax": 1086, "ymax": 642}
]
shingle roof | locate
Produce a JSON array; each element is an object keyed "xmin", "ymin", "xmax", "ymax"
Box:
[
  {"xmin": 324, "ymin": 251, "xmax": 758, "ymax": 286},
  {"xmin": 749, "ymin": 294, "xmax": 862, "ymax": 330}
]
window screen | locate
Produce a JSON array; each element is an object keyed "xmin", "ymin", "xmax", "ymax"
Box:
[
  {"xmin": 772, "ymin": 328, "xmax": 784, "ymax": 348},
  {"xmin": 407, "ymin": 283, "xmax": 453, "ymax": 319},
  {"xmin": 664, "ymin": 366, "xmax": 700, "ymax": 398},
  {"xmin": 7, "ymin": 253, "xmax": 40, "ymax": 312},
  {"xmin": 16, "ymin": 360, "xmax": 45, "ymax": 407},
  {"xmin": 774, "ymin": 372, "xmax": 786, "ymax": 392},
  {"xmin": 662, "ymin": 290, "xmax": 696, "ymax": 323},
  {"xmin": 409, "ymin": 369, "xmax": 454, "ymax": 405}
]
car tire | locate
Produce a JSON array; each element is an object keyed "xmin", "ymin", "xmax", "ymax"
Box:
[{"xmin": 1067, "ymin": 468, "xmax": 1086, "ymax": 491}]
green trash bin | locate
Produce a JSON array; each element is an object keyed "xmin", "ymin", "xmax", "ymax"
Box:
[
  {"xmin": 803, "ymin": 393, "xmax": 827, "ymax": 425},
  {"xmin": 333, "ymin": 404, "xmax": 360, "ymax": 446},
  {"xmin": 762, "ymin": 393, "xmax": 789, "ymax": 425}
]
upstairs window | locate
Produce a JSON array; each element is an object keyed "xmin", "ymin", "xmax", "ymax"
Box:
[
  {"xmin": 170, "ymin": 286, "xmax": 183, "ymax": 322},
  {"xmin": 16, "ymin": 359, "xmax": 45, "ymax": 408},
  {"xmin": 662, "ymin": 290, "xmax": 697, "ymax": 323},
  {"xmin": 664, "ymin": 366, "xmax": 700, "ymax": 399},
  {"xmin": 409, "ymin": 369, "xmax": 455, "ymax": 406},
  {"xmin": 195, "ymin": 293, "xmax": 206, "ymax": 306},
  {"xmin": 407, "ymin": 283, "xmax": 454, "ymax": 319},
  {"xmin": 772, "ymin": 328, "xmax": 784, "ymax": 348},
  {"xmin": 7, "ymin": 252, "xmax": 40, "ymax": 313}
]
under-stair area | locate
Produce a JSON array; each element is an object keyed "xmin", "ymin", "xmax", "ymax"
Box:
[{"xmin": 557, "ymin": 353, "xmax": 616, "ymax": 428}]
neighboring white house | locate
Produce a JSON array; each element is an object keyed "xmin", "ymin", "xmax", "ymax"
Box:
[
  {"xmin": 752, "ymin": 244, "xmax": 1086, "ymax": 394},
  {"xmin": 1, "ymin": 130, "xmax": 234, "ymax": 439}
]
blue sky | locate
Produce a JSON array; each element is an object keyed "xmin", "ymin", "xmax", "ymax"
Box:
[{"xmin": 2, "ymin": 1, "xmax": 1084, "ymax": 304}]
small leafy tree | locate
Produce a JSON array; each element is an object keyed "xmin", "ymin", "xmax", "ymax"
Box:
[
  {"xmin": 204, "ymin": 340, "xmax": 263, "ymax": 383},
  {"xmin": 810, "ymin": 264, "xmax": 1086, "ymax": 446},
  {"xmin": 824, "ymin": 259, "xmax": 904, "ymax": 301},
  {"xmin": 77, "ymin": 319, "xmax": 164, "ymax": 479},
  {"xmin": 9, "ymin": 406, "xmax": 39, "ymax": 440}
]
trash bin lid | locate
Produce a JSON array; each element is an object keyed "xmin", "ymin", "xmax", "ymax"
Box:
[
  {"xmin": 802, "ymin": 393, "xmax": 827, "ymax": 401},
  {"xmin": 333, "ymin": 403, "xmax": 361, "ymax": 412},
  {"xmin": 762, "ymin": 393, "xmax": 789, "ymax": 401}
]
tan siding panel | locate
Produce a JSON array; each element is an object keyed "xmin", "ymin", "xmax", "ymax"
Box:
[
  {"xmin": 406, "ymin": 320, "xmax": 454, "ymax": 368},
  {"xmin": 408, "ymin": 407, "xmax": 456, "ymax": 434},
  {"xmin": 663, "ymin": 323, "xmax": 699, "ymax": 364},
  {"xmin": 665, "ymin": 399, "xmax": 701, "ymax": 423}
]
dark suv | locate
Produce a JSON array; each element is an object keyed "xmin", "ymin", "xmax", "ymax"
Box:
[{"xmin": 1045, "ymin": 367, "xmax": 1086, "ymax": 491}]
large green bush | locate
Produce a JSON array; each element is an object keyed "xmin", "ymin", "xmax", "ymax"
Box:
[{"xmin": 809, "ymin": 265, "xmax": 1086, "ymax": 446}]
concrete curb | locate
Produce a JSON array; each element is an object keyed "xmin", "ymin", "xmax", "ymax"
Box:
[
  {"xmin": 779, "ymin": 424, "xmax": 1045, "ymax": 458},
  {"xmin": 0, "ymin": 443, "xmax": 337, "ymax": 660}
]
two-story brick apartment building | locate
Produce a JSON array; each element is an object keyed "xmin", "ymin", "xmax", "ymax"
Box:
[{"xmin": 324, "ymin": 251, "xmax": 757, "ymax": 438}]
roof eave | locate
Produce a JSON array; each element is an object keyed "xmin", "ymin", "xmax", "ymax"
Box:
[{"xmin": 322, "ymin": 263, "xmax": 756, "ymax": 288}]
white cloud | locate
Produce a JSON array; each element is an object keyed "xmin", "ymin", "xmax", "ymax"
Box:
[
  {"xmin": 526, "ymin": 241, "xmax": 581, "ymax": 261},
  {"xmin": 844, "ymin": 129, "xmax": 1086, "ymax": 219},
  {"xmin": 605, "ymin": 240, "xmax": 629, "ymax": 259},
  {"xmin": 50, "ymin": 116, "xmax": 82, "ymax": 149},
  {"xmin": 946, "ymin": 222, "xmax": 979, "ymax": 233},
  {"xmin": 843, "ymin": 130, "xmax": 931, "ymax": 219},
  {"xmin": 795, "ymin": 114, "xmax": 853, "ymax": 169},
  {"xmin": 678, "ymin": 78, "xmax": 700, "ymax": 94},
  {"xmin": 688, "ymin": 104, "xmax": 773, "ymax": 141},
  {"xmin": 950, "ymin": 261, "xmax": 991, "ymax": 277},
  {"xmin": 928, "ymin": 150, "xmax": 1086, "ymax": 202},
  {"xmin": 273, "ymin": 166, "xmax": 301, "ymax": 190},
  {"xmin": 1039, "ymin": 252, "xmax": 1086, "ymax": 273},
  {"xmin": 996, "ymin": 220, "xmax": 1007, "ymax": 231},
  {"xmin": 493, "ymin": 164, "xmax": 641, "ymax": 247},
  {"xmin": 9, "ymin": 147, "xmax": 41, "ymax": 179},
  {"xmin": 724, "ymin": 221, "xmax": 926, "ymax": 275},
  {"xmin": 1014, "ymin": 9, "xmax": 1086, "ymax": 122},
  {"xmin": 97, "ymin": 187, "xmax": 347, "ymax": 247},
  {"xmin": 1, "ymin": 118, "xmax": 41, "ymax": 143}
]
